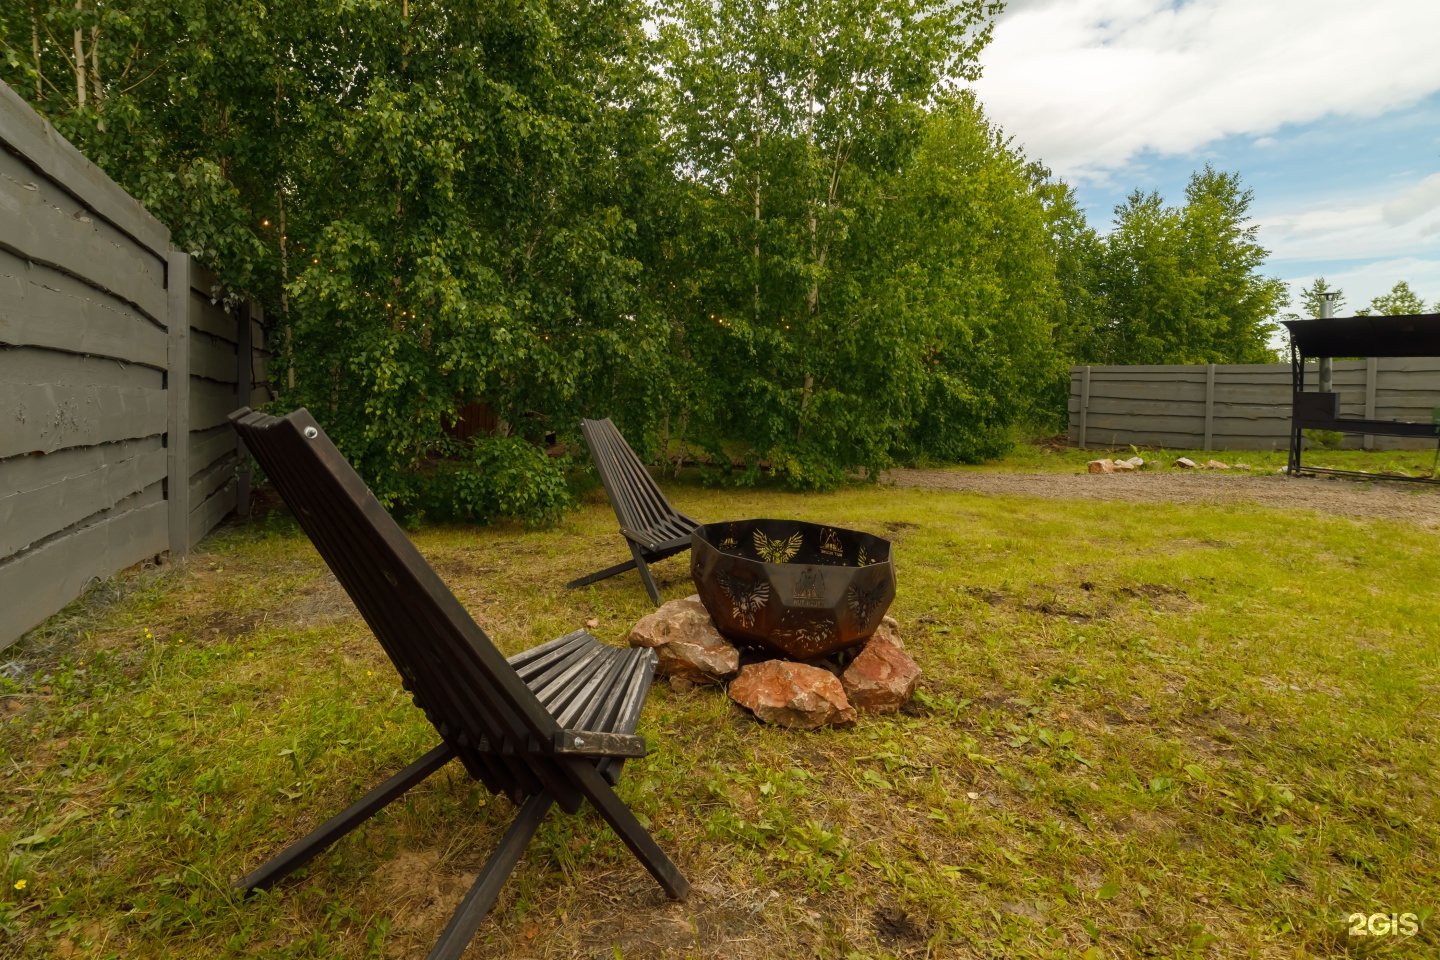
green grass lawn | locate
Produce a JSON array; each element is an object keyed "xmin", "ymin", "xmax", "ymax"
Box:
[{"xmin": 2, "ymin": 480, "xmax": 1438, "ymax": 958}]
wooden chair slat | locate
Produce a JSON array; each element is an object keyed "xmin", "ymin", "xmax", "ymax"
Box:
[
  {"xmin": 531, "ymin": 644, "xmax": 611, "ymax": 708},
  {"xmin": 556, "ymin": 648, "xmax": 630, "ymax": 730},
  {"xmin": 509, "ymin": 629, "xmax": 590, "ymax": 671},
  {"xmin": 512, "ymin": 632, "xmax": 596, "ymax": 682},
  {"xmin": 574, "ymin": 647, "xmax": 646, "ymax": 733}
]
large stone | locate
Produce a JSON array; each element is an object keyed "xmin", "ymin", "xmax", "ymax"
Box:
[
  {"xmin": 629, "ymin": 595, "xmax": 739, "ymax": 683},
  {"xmin": 728, "ymin": 660, "xmax": 857, "ymax": 729},
  {"xmin": 1086, "ymin": 459, "xmax": 1114, "ymax": 474},
  {"xmin": 1174, "ymin": 457, "xmax": 1197, "ymax": 469},
  {"xmin": 841, "ymin": 635, "xmax": 921, "ymax": 714},
  {"xmin": 1110, "ymin": 459, "xmax": 1135, "ymax": 471},
  {"xmin": 1205, "ymin": 459, "xmax": 1230, "ymax": 470}
]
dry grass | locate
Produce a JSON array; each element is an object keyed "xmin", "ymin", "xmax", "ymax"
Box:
[{"xmin": 1, "ymin": 475, "xmax": 1438, "ymax": 959}]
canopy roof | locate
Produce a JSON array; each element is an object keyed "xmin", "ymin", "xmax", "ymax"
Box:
[{"xmin": 1282, "ymin": 314, "xmax": 1440, "ymax": 358}]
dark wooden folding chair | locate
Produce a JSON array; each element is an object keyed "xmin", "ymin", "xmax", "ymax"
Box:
[
  {"xmin": 566, "ymin": 417, "xmax": 700, "ymax": 605},
  {"xmin": 228, "ymin": 408, "xmax": 687, "ymax": 960}
]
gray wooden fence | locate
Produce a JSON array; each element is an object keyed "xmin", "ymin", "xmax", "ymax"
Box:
[
  {"xmin": 0, "ymin": 81, "xmax": 270, "ymax": 649},
  {"xmin": 1069, "ymin": 360, "xmax": 1440, "ymax": 452}
]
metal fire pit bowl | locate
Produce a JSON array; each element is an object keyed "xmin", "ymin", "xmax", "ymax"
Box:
[{"xmin": 690, "ymin": 519, "xmax": 896, "ymax": 660}]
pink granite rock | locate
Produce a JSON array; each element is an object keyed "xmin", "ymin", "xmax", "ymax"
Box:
[
  {"xmin": 629, "ymin": 595, "xmax": 739, "ymax": 683},
  {"xmin": 728, "ymin": 661, "xmax": 857, "ymax": 729},
  {"xmin": 841, "ymin": 635, "xmax": 921, "ymax": 714}
]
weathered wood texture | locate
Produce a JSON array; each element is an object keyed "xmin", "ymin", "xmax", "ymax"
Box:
[
  {"xmin": 1069, "ymin": 361, "xmax": 1440, "ymax": 451},
  {"xmin": 0, "ymin": 82, "xmax": 270, "ymax": 648}
]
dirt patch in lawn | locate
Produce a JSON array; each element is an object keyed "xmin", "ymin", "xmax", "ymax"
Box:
[{"xmin": 885, "ymin": 469, "xmax": 1440, "ymax": 526}]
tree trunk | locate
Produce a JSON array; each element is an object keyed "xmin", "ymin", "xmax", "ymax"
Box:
[
  {"xmin": 31, "ymin": 5, "xmax": 44, "ymax": 101},
  {"xmin": 89, "ymin": 25, "xmax": 103, "ymax": 106},
  {"xmin": 673, "ymin": 409, "xmax": 689, "ymax": 478},
  {"xmin": 752, "ymin": 81, "xmax": 762, "ymax": 323},
  {"xmin": 72, "ymin": 0, "xmax": 86, "ymax": 110},
  {"xmin": 798, "ymin": 373, "xmax": 813, "ymax": 439}
]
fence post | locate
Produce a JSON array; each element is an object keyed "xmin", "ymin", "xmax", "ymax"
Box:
[
  {"xmin": 1203, "ymin": 363, "xmax": 1215, "ymax": 451},
  {"xmin": 235, "ymin": 300, "xmax": 253, "ymax": 516},
  {"xmin": 1079, "ymin": 366, "xmax": 1091, "ymax": 449},
  {"xmin": 1364, "ymin": 357, "xmax": 1378, "ymax": 451},
  {"xmin": 165, "ymin": 250, "xmax": 191, "ymax": 559}
]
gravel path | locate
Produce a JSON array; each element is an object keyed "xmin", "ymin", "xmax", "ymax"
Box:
[{"xmin": 884, "ymin": 468, "xmax": 1440, "ymax": 527}]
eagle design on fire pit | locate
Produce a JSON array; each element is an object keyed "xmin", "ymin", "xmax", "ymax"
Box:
[
  {"xmin": 718, "ymin": 572, "xmax": 770, "ymax": 627},
  {"xmin": 846, "ymin": 579, "xmax": 888, "ymax": 629},
  {"xmin": 752, "ymin": 529, "xmax": 803, "ymax": 564}
]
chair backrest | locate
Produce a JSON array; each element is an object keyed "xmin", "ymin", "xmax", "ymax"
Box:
[
  {"xmin": 230, "ymin": 408, "xmax": 560, "ymax": 800},
  {"xmin": 580, "ymin": 418, "xmax": 686, "ymax": 538}
]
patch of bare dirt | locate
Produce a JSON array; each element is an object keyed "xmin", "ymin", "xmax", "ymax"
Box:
[
  {"xmin": 371, "ymin": 850, "xmax": 473, "ymax": 946},
  {"xmin": 281, "ymin": 571, "xmax": 359, "ymax": 627},
  {"xmin": 884, "ymin": 469, "xmax": 1440, "ymax": 526}
]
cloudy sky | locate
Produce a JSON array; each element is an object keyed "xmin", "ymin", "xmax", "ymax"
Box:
[{"xmin": 970, "ymin": 0, "xmax": 1440, "ymax": 316}]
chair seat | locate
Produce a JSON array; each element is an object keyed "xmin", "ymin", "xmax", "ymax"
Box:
[{"xmin": 509, "ymin": 630, "xmax": 654, "ymax": 736}]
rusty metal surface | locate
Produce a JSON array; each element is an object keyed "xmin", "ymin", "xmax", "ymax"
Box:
[{"xmin": 690, "ymin": 519, "xmax": 896, "ymax": 660}]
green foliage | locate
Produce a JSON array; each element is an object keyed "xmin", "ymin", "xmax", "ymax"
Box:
[
  {"xmin": 654, "ymin": 0, "xmax": 1052, "ymax": 480},
  {"xmin": 1296, "ymin": 276, "xmax": 1346, "ymax": 318},
  {"xmin": 1356, "ymin": 280, "xmax": 1430, "ymax": 316},
  {"xmin": 422, "ymin": 437, "xmax": 575, "ymax": 526},
  {"xmin": 1302, "ymin": 429, "xmax": 1344, "ymax": 451},
  {"xmin": 1072, "ymin": 165, "xmax": 1288, "ymax": 366}
]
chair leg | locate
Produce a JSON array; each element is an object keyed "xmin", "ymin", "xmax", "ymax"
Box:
[
  {"xmin": 234, "ymin": 743, "xmax": 456, "ymax": 893},
  {"xmin": 426, "ymin": 790, "xmax": 555, "ymax": 960},
  {"xmin": 629, "ymin": 541, "xmax": 662, "ymax": 606},
  {"xmin": 561, "ymin": 758, "xmax": 689, "ymax": 900},
  {"xmin": 565, "ymin": 557, "xmax": 638, "ymax": 590}
]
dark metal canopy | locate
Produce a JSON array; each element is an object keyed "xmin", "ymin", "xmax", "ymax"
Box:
[{"xmin": 1282, "ymin": 313, "xmax": 1440, "ymax": 358}]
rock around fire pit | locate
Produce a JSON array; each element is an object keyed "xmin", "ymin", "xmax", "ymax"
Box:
[
  {"xmin": 628, "ymin": 597, "xmax": 921, "ymax": 727},
  {"xmin": 690, "ymin": 519, "xmax": 896, "ymax": 660}
]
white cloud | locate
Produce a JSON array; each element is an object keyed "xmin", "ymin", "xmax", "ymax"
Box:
[
  {"xmin": 972, "ymin": 0, "xmax": 1440, "ymax": 180},
  {"xmin": 1381, "ymin": 173, "xmax": 1440, "ymax": 227}
]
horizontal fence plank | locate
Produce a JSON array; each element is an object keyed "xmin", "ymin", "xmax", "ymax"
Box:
[
  {"xmin": 188, "ymin": 376, "xmax": 240, "ymax": 432},
  {"xmin": 1084, "ymin": 399, "xmax": 1204, "ymax": 419},
  {"xmin": 189, "ymin": 453, "xmax": 236, "ymax": 502},
  {"xmin": 0, "ymin": 148, "xmax": 166, "ymax": 323},
  {"xmin": 0, "ymin": 81, "xmax": 169, "ymax": 259},
  {"xmin": 0, "ymin": 347, "xmax": 166, "ymax": 457},
  {"xmin": 1085, "ymin": 382, "xmax": 1207, "ymax": 403},
  {"xmin": 0, "ymin": 483, "xmax": 166, "ymax": 649},
  {"xmin": 189, "ymin": 290, "xmax": 236, "ymax": 343},
  {"xmin": 188, "ymin": 480, "xmax": 236, "ymax": 549},
  {"xmin": 0, "ymin": 250, "xmax": 167, "ymax": 368},
  {"xmin": 1376, "ymin": 358, "xmax": 1440, "ymax": 374},
  {"xmin": 1084, "ymin": 413, "xmax": 1207, "ymax": 433},
  {"xmin": 0, "ymin": 436, "xmax": 165, "ymax": 556},
  {"xmin": 189, "ymin": 331, "xmax": 238, "ymax": 383},
  {"xmin": 188, "ymin": 424, "xmax": 236, "ymax": 476}
]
